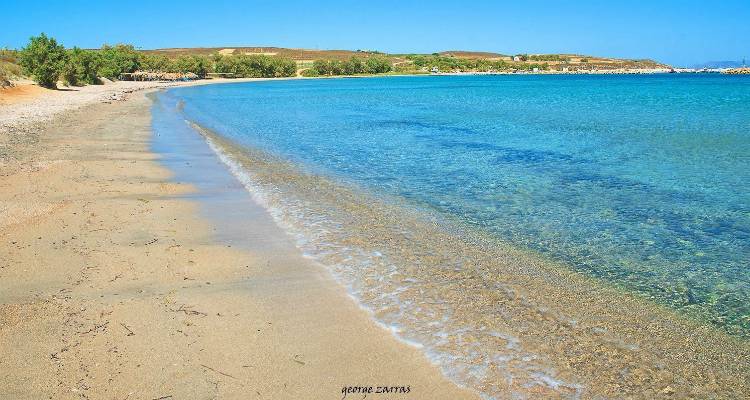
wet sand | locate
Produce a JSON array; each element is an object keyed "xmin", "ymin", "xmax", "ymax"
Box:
[{"xmin": 0, "ymin": 88, "xmax": 478, "ymax": 399}]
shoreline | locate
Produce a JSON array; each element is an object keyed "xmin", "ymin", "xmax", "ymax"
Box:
[
  {"xmin": 2, "ymin": 69, "xmax": 743, "ymax": 131},
  {"xmin": 0, "ymin": 83, "xmax": 478, "ymax": 398},
  {"xmin": 0, "ymin": 78, "xmax": 297, "ymax": 135},
  {"xmin": 159, "ymin": 79, "xmax": 749, "ymax": 398},
  {"xmin": 186, "ymin": 115, "xmax": 750, "ymax": 399},
  {"xmin": 3, "ymin": 76, "xmax": 749, "ymax": 399}
]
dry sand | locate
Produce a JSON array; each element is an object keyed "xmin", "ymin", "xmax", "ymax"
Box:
[
  {"xmin": 0, "ymin": 84, "xmax": 478, "ymax": 399},
  {"xmin": 0, "ymin": 84, "xmax": 49, "ymax": 106}
]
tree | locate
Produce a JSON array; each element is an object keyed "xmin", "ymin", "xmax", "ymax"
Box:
[
  {"xmin": 192, "ymin": 56, "xmax": 210, "ymax": 77},
  {"xmin": 312, "ymin": 59, "xmax": 332, "ymax": 76},
  {"xmin": 173, "ymin": 55, "xmax": 209, "ymax": 77},
  {"xmin": 97, "ymin": 44, "xmax": 140, "ymax": 79},
  {"xmin": 61, "ymin": 47, "xmax": 99, "ymax": 86},
  {"xmin": 210, "ymin": 54, "xmax": 295, "ymax": 78},
  {"xmin": 139, "ymin": 54, "xmax": 173, "ymax": 72},
  {"xmin": 312, "ymin": 57, "xmax": 391, "ymax": 76},
  {"xmin": 19, "ymin": 33, "xmax": 66, "ymax": 88},
  {"xmin": 267, "ymin": 57, "xmax": 296, "ymax": 77},
  {"xmin": 365, "ymin": 56, "xmax": 392, "ymax": 74},
  {"xmin": 343, "ymin": 57, "xmax": 365, "ymax": 75},
  {"xmin": 212, "ymin": 54, "xmax": 235, "ymax": 74},
  {"xmin": 329, "ymin": 60, "xmax": 344, "ymax": 75}
]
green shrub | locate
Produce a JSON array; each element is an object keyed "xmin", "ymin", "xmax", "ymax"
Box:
[
  {"xmin": 268, "ymin": 57, "xmax": 297, "ymax": 77},
  {"xmin": 300, "ymin": 68, "xmax": 319, "ymax": 77},
  {"xmin": 97, "ymin": 44, "xmax": 140, "ymax": 79},
  {"xmin": 401, "ymin": 54, "xmax": 551, "ymax": 73},
  {"xmin": 343, "ymin": 57, "xmax": 365, "ymax": 75},
  {"xmin": 311, "ymin": 56, "xmax": 391, "ymax": 76},
  {"xmin": 139, "ymin": 54, "xmax": 173, "ymax": 72},
  {"xmin": 212, "ymin": 54, "xmax": 234, "ymax": 75},
  {"xmin": 311, "ymin": 59, "xmax": 332, "ymax": 75},
  {"xmin": 406, "ymin": 54, "xmax": 466, "ymax": 71},
  {"xmin": 528, "ymin": 54, "xmax": 569, "ymax": 62},
  {"xmin": 213, "ymin": 54, "xmax": 296, "ymax": 78},
  {"xmin": 365, "ymin": 56, "xmax": 392, "ymax": 74},
  {"xmin": 173, "ymin": 55, "xmax": 210, "ymax": 77},
  {"xmin": 61, "ymin": 47, "xmax": 99, "ymax": 86},
  {"xmin": 19, "ymin": 33, "xmax": 66, "ymax": 88}
]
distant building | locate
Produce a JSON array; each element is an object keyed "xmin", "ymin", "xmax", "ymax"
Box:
[
  {"xmin": 513, "ymin": 56, "xmax": 522, "ymax": 62},
  {"xmin": 431, "ymin": 67, "xmax": 439, "ymax": 73}
]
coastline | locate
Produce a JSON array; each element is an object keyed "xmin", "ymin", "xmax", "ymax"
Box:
[
  {"xmin": 3, "ymin": 76, "xmax": 749, "ymax": 399},
  {"xmin": 0, "ymin": 78, "xmax": 297, "ymax": 134},
  {"xmin": 160, "ymin": 77, "xmax": 750, "ymax": 399},
  {"xmin": 0, "ymin": 83, "xmax": 478, "ymax": 398},
  {"xmin": 185, "ymin": 113, "xmax": 750, "ymax": 399}
]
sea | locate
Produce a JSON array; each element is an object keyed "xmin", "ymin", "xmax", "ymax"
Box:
[{"xmin": 152, "ymin": 74, "xmax": 750, "ymax": 399}]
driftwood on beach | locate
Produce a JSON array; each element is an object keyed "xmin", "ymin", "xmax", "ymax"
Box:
[{"xmin": 119, "ymin": 71, "xmax": 199, "ymax": 81}]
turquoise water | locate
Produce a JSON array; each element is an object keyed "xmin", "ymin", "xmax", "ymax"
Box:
[
  {"xmin": 152, "ymin": 75, "xmax": 750, "ymax": 398},
  {"xmin": 164, "ymin": 75, "xmax": 750, "ymax": 338}
]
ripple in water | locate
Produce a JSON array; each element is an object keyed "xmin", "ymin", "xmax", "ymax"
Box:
[{"xmin": 153, "ymin": 76, "xmax": 750, "ymax": 399}]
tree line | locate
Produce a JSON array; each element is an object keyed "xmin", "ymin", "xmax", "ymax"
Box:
[
  {"xmin": 303, "ymin": 56, "xmax": 393, "ymax": 77},
  {"xmin": 11, "ymin": 33, "xmax": 562, "ymax": 89},
  {"xmin": 527, "ymin": 54, "xmax": 570, "ymax": 62},
  {"xmin": 17, "ymin": 33, "xmax": 299, "ymax": 89},
  {"xmin": 405, "ymin": 54, "xmax": 549, "ymax": 73}
]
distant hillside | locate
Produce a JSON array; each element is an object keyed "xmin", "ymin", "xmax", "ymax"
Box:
[
  {"xmin": 437, "ymin": 50, "xmax": 507, "ymax": 59},
  {"xmin": 142, "ymin": 47, "xmax": 670, "ymax": 71},
  {"xmin": 4, "ymin": 40, "xmax": 674, "ymax": 88},
  {"xmin": 143, "ymin": 47, "xmax": 390, "ymax": 61}
]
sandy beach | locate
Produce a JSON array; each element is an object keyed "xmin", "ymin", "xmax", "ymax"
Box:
[
  {"xmin": 4, "ymin": 3, "xmax": 748, "ymax": 398},
  {"xmin": 0, "ymin": 83, "xmax": 479, "ymax": 399}
]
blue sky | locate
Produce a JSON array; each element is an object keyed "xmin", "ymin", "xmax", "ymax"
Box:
[{"xmin": 4, "ymin": 0, "xmax": 748, "ymax": 66}]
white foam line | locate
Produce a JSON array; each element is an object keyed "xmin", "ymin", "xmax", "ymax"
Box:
[
  {"xmin": 196, "ymin": 126, "xmax": 433, "ymax": 351},
  {"xmin": 187, "ymin": 120, "xmax": 583, "ymax": 400}
]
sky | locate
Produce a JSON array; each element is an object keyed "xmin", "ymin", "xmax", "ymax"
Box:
[{"xmin": 3, "ymin": 0, "xmax": 748, "ymax": 67}]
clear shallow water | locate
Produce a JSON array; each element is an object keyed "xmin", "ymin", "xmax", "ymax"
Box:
[
  {"xmin": 167, "ymin": 75, "xmax": 749, "ymax": 336},
  {"xmin": 154, "ymin": 75, "xmax": 750, "ymax": 399}
]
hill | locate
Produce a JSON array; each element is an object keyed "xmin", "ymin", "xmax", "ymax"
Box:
[
  {"xmin": 141, "ymin": 46, "xmax": 670, "ymax": 72},
  {"xmin": 143, "ymin": 47, "xmax": 390, "ymax": 61},
  {"xmin": 2, "ymin": 40, "xmax": 675, "ymax": 90}
]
